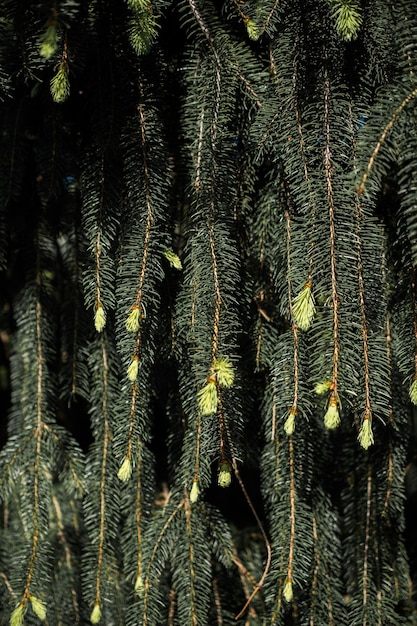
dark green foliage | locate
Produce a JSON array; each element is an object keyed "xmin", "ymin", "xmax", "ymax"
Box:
[{"xmin": 0, "ymin": 1, "xmax": 416, "ymax": 625}]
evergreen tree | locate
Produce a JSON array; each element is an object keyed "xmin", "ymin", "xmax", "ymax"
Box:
[{"xmin": 0, "ymin": 1, "xmax": 416, "ymax": 624}]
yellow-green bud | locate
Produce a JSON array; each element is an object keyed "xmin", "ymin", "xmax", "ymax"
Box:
[
  {"xmin": 117, "ymin": 457, "xmax": 132, "ymax": 482},
  {"xmin": 10, "ymin": 604, "xmax": 26, "ymax": 626},
  {"xmin": 39, "ymin": 24, "xmax": 58, "ymax": 59},
  {"xmin": 409, "ymin": 378, "xmax": 417, "ymax": 405},
  {"xmin": 358, "ymin": 415, "xmax": 374, "ymax": 450},
  {"xmin": 190, "ymin": 479, "xmax": 199, "ymax": 503},
  {"xmin": 126, "ymin": 306, "xmax": 140, "ymax": 333},
  {"xmin": 135, "ymin": 574, "xmax": 144, "ymax": 597},
  {"xmin": 163, "ymin": 249, "xmax": 182, "ymax": 270},
  {"xmin": 29, "ymin": 596, "xmax": 46, "ymax": 621},
  {"xmin": 213, "ymin": 357, "xmax": 235, "ymax": 388},
  {"xmin": 90, "ymin": 603, "xmax": 101, "ymax": 624},
  {"xmin": 245, "ymin": 18, "xmax": 259, "ymax": 41},
  {"xmin": 218, "ymin": 461, "xmax": 232, "ymax": 488},
  {"xmin": 284, "ymin": 411, "xmax": 296, "ymax": 436},
  {"xmin": 324, "ymin": 396, "xmax": 340, "ymax": 430},
  {"xmin": 314, "ymin": 380, "xmax": 332, "ymax": 395},
  {"xmin": 332, "ymin": 0, "xmax": 362, "ymax": 42},
  {"xmin": 292, "ymin": 282, "xmax": 315, "ymax": 331},
  {"xmin": 50, "ymin": 64, "xmax": 70, "ymax": 103},
  {"xmin": 283, "ymin": 578, "xmax": 293, "ymax": 602},
  {"xmin": 127, "ymin": 356, "xmax": 139, "ymax": 381},
  {"xmin": 197, "ymin": 380, "xmax": 218, "ymax": 416},
  {"xmin": 127, "ymin": 0, "xmax": 150, "ymax": 10},
  {"xmin": 128, "ymin": 13, "xmax": 158, "ymax": 56},
  {"xmin": 94, "ymin": 304, "xmax": 106, "ymax": 332}
]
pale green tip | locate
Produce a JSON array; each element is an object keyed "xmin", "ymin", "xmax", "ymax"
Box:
[
  {"xmin": 283, "ymin": 579, "xmax": 293, "ymax": 602},
  {"xmin": 135, "ymin": 573, "xmax": 144, "ymax": 597},
  {"xmin": 29, "ymin": 596, "xmax": 46, "ymax": 621},
  {"xmin": 332, "ymin": 0, "xmax": 362, "ymax": 42},
  {"xmin": 197, "ymin": 380, "xmax": 218, "ymax": 416},
  {"xmin": 90, "ymin": 603, "xmax": 101, "ymax": 624},
  {"xmin": 50, "ymin": 65, "xmax": 70, "ymax": 103},
  {"xmin": 163, "ymin": 249, "xmax": 182, "ymax": 270},
  {"xmin": 128, "ymin": 0, "xmax": 151, "ymax": 9},
  {"xmin": 292, "ymin": 283, "xmax": 315, "ymax": 330},
  {"xmin": 358, "ymin": 416, "xmax": 374, "ymax": 450},
  {"xmin": 117, "ymin": 457, "xmax": 132, "ymax": 482},
  {"xmin": 218, "ymin": 462, "xmax": 232, "ymax": 488},
  {"xmin": 324, "ymin": 398, "xmax": 340, "ymax": 430},
  {"xmin": 245, "ymin": 18, "xmax": 259, "ymax": 40},
  {"xmin": 94, "ymin": 304, "xmax": 106, "ymax": 332},
  {"xmin": 127, "ymin": 356, "xmax": 139, "ymax": 382},
  {"xmin": 190, "ymin": 480, "xmax": 200, "ymax": 503},
  {"xmin": 213, "ymin": 357, "xmax": 235, "ymax": 388},
  {"xmin": 284, "ymin": 411, "xmax": 296, "ymax": 436},
  {"xmin": 314, "ymin": 380, "xmax": 332, "ymax": 395},
  {"xmin": 39, "ymin": 24, "xmax": 58, "ymax": 59},
  {"xmin": 126, "ymin": 306, "xmax": 140, "ymax": 333},
  {"xmin": 409, "ymin": 378, "xmax": 417, "ymax": 405},
  {"xmin": 10, "ymin": 604, "xmax": 26, "ymax": 626}
]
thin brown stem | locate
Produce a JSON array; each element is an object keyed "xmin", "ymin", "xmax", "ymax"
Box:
[
  {"xmin": 362, "ymin": 466, "xmax": 373, "ymax": 625},
  {"xmin": 212, "ymin": 578, "xmax": 223, "ymax": 625},
  {"xmin": 225, "ymin": 416, "xmax": 271, "ymax": 620},
  {"xmin": 22, "ymin": 258, "xmax": 44, "ymax": 606},
  {"xmin": 209, "ymin": 223, "xmax": 222, "ymax": 361},
  {"xmin": 261, "ymin": 0, "xmax": 281, "ymax": 32},
  {"xmin": 324, "ymin": 77, "xmax": 339, "ymax": 397},
  {"xmin": 184, "ymin": 493, "xmax": 198, "ymax": 626},
  {"xmin": 285, "ymin": 209, "xmax": 299, "ymax": 415},
  {"xmin": 94, "ymin": 337, "xmax": 111, "ymax": 609},
  {"xmin": 135, "ymin": 441, "xmax": 143, "ymax": 586}
]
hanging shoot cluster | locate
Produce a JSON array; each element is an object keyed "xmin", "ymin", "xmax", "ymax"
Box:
[{"xmin": 0, "ymin": 0, "xmax": 416, "ymax": 624}]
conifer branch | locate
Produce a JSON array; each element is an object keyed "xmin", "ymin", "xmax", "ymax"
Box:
[
  {"xmin": 412, "ymin": 270, "xmax": 417, "ymax": 380},
  {"xmin": 324, "ymin": 77, "xmax": 340, "ymax": 399},
  {"xmin": 362, "ymin": 466, "xmax": 373, "ymax": 623},
  {"xmin": 125, "ymin": 383, "xmax": 139, "ymax": 463},
  {"xmin": 94, "ymin": 157, "xmax": 106, "ymax": 318},
  {"xmin": 217, "ymin": 391, "xmax": 227, "ymax": 469},
  {"xmin": 294, "ymin": 93, "xmax": 317, "ymax": 281},
  {"xmin": 209, "ymin": 223, "xmax": 222, "ymax": 361},
  {"xmin": 188, "ymin": 0, "xmax": 217, "ymax": 54},
  {"xmin": 132, "ymin": 100, "xmax": 154, "ymax": 323},
  {"xmin": 270, "ymin": 389, "xmax": 277, "ymax": 442},
  {"xmin": 255, "ymin": 320, "xmax": 264, "ymax": 369},
  {"xmin": 227, "ymin": 415, "xmax": 271, "ymax": 620},
  {"xmin": 212, "ymin": 578, "xmax": 223, "ymax": 625},
  {"xmin": 135, "ymin": 442, "xmax": 143, "ymax": 590},
  {"xmin": 42, "ymin": 424, "xmax": 83, "ymax": 494},
  {"xmin": 194, "ymin": 104, "xmax": 205, "ymax": 192},
  {"xmin": 285, "ymin": 210, "xmax": 299, "ymax": 419},
  {"xmin": 261, "ymin": 0, "xmax": 281, "ymax": 33},
  {"xmin": 184, "ymin": 494, "xmax": 198, "ymax": 626},
  {"xmin": 357, "ymin": 85, "xmax": 417, "ymax": 194},
  {"xmin": 381, "ymin": 313, "xmax": 394, "ymax": 516},
  {"xmin": 70, "ymin": 232, "xmax": 81, "ymax": 399},
  {"xmin": 143, "ymin": 499, "xmax": 184, "ymax": 626},
  {"xmin": 52, "ymin": 494, "xmax": 80, "ymax": 623},
  {"xmin": 21, "ymin": 256, "xmax": 45, "ymax": 609},
  {"xmin": 93, "ymin": 337, "xmax": 111, "ymax": 613},
  {"xmin": 285, "ymin": 435, "xmax": 296, "ymax": 597},
  {"xmin": 192, "ymin": 409, "xmax": 202, "ymax": 485},
  {"xmin": 0, "ymin": 434, "xmax": 33, "ymax": 492},
  {"xmin": 310, "ymin": 514, "xmax": 335, "ymax": 625},
  {"xmin": 354, "ymin": 193, "xmax": 372, "ymax": 433},
  {"xmin": 168, "ymin": 588, "xmax": 175, "ymax": 626}
]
